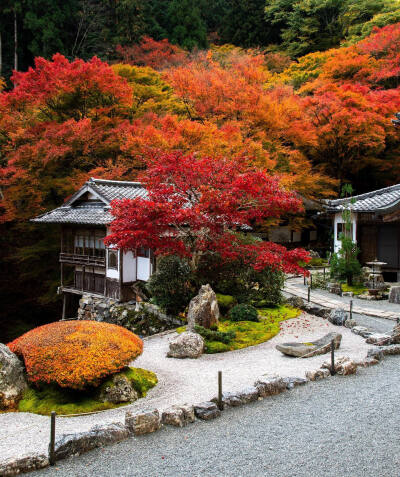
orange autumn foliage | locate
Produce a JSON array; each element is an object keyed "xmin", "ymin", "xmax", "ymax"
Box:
[{"xmin": 8, "ymin": 321, "xmax": 143, "ymax": 390}]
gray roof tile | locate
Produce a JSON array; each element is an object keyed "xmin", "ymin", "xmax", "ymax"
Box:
[
  {"xmin": 327, "ymin": 184, "xmax": 400, "ymax": 212},
  {"xmin": 32, "ymin": 178, "xmax": 147, "ymax": 225}
]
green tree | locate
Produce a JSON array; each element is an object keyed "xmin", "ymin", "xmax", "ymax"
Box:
[
  {"xmin": 330, "ymin": 185, "xmax": 361, "ymax": 285},
  {"xmin": 167, "ymin": 0, "xmax": 208, "ymax": 50},
  {"xmin": 221, "ymin": 0, "xmax": 277, "ymax": 47}
]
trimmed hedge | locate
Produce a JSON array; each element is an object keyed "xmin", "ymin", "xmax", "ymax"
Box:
[
  {"xmin": 229, "ymin": 304, "xmax": 259, "ymax": 322},
  {"xmin": 8, "ymin": 321, "xmax": 143, "ymax": 390}
]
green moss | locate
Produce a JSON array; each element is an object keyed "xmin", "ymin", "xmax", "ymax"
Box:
[
  {"xmin": 18, "ymin": 367, "xmax": 158, "ymax": 416},
  {"xmin": 177, "ymin": 305, "xmax": 301, "ymax": 354},
  {"xmin": 341, "ymin": 283, "xmax": 367, "ymax": 295}
]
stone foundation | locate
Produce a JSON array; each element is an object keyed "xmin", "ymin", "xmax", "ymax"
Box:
[{"xmin": 76, "ymin": 294, "xmax": 183, "ymax": 336}]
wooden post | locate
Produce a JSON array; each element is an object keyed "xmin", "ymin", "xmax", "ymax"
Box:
[
  {"xmin": 82, "ymin": 266, "xmax": 85, "ymax": 292},
  {"xmin": 303, "ymin": 274, "xmax": 306, "ymax": 285},
  {"xmin": 217, "ymin": 371, "xmax": 223, "ymax": 411},
  {"xmin": 307, "ymin": 287, "xmax": 311, "ymax": 302},
  {"xmin": 310, "ymin": 273, "xmax": 313, "ymax": 289},
  {"xmin": 62, "ymin": 293, "xmax": 66, "ymax": 320},
  {"xmin": 330, "ymin": 340, "xmax": 336, "ymax": 376},
  {"xmin": 323, "ymin": 267, "xmax": 326, "ymax": 279},
  {"xmin": 49, "ymin": 411, "xmax": 56, "ymax": 465},
  {"xmin": 350, "ymin": 300, "xmax": 353, "ymax": 321},
  {"xmin": 60, "ymin": 262, "xmax": 64, "ymax": 287}
]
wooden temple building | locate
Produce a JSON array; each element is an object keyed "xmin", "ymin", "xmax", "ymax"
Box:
[
  {"xmin": 326, "ymin": 184, "xmax": 400, "ymax": 281},
  {"xmin": 33, "ymin": 178, "xmax": 155, "ymax": 315}
]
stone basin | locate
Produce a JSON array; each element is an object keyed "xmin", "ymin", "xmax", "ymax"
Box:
[{"xmin": 276, "ymin": 332, "xmax": 342, "ymax": 358}]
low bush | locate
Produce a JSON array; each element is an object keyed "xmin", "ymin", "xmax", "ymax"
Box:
[
  {"xmin": 216, "ymin": 294, "xmax": 237, "ymax": 315},
  {"xmin": 8, "ymin": 321, "xmax": 143, "ymax": 390},
  {"xmin": 147, "ymin": 256, "xmax": 194, "ymax": 315},
  {"xmin": 194, "ymin": 325, "xmax": 236, "ymax": 344},
  {"xmin": 229, "ymin": 304, "xmax": 259, "ymax": 322},
  {"xmin": 18, "ymin": 367, "xmax": 157, "ymax": 415}
]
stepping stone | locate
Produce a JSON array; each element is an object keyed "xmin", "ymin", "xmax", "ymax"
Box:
[{"xmin": 276, "ymin": 332, "xmax": 342, "ymax": 358}]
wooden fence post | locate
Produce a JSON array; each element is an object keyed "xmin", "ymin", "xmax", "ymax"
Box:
[{"xmin": 49, "ymin": 411, "xmax": 56, "ymax": 465}]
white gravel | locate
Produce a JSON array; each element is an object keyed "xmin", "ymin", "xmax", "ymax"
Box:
[{"xmin": 0, "ymin": 313, "xmax": 371, "ymax": 464}]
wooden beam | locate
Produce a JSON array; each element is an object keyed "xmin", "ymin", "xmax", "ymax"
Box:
[{"xmin": 62, "ymin": 293, "xmax": 66, "ymax": 320}]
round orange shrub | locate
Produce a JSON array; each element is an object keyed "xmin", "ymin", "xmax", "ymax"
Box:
[{"xmin": 8, "ymin": 321, "xmax": 143, "ymax": 390}]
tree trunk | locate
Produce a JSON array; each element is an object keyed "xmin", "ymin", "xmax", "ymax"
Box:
[
  {"xmin": 0, "ymin": 31, "xmax": 2, "ymax": 77},
  {"xmin": 14, "ymin": 8, "xmax": 18, "ymax": 72}
]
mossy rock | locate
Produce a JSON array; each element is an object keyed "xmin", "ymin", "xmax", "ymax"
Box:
[{"xmin": 18, "ymin": 367, "xmax": 157, "ymax": 416}]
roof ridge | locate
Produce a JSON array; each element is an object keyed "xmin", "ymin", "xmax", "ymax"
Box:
[
  {"xmin": 329, "ymin": 183, "xmax": 400, "ymax": 204},
  {"xmin": 89, "ymin": 177, "xmax": 143, "ymax": 187}
]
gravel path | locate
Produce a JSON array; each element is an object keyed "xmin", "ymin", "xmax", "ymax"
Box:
[
  {"xmin": 32, "ymin": 356, "xmax": 400, "ymax": 477},
  {"xmin": 285, "ymin": 276, "xmax": 400, "ymax": 320},
  {"xmin": 0, "ymin": 313, "xmax": 371, "ymax": 465}
]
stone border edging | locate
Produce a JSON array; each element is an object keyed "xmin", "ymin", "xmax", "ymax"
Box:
[{"xmin": 4, "ymin": 345, "xmax": 400, "ymax": 477}]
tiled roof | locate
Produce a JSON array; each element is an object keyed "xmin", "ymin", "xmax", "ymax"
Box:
[
  {"xmin": 327, "ymin": 184, "xmax": 400, "ymax": 212},
  {"xmin": 32, "ymin": 178, "xmax": 147, "ymax": 225},
  {"xmin": 89, "ymin": 178, "xmax": 148, "ymax": 202}
]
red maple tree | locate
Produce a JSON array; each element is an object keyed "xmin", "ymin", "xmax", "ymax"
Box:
[{"xmin": 105, "ymin": 151, "xmax": 310, "ymax": 275}]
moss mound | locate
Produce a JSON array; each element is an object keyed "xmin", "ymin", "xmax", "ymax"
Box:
[
  {"xmin": 177, "ymin": 305, "xmax": 301, "ymax": 353},
  {"xmin": 18, "ymin": 367, "xmax": 157, "ymax": 416}
]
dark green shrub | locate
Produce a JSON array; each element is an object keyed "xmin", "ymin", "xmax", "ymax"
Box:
[
  {"xmin": 147, "ymin": 256, "xmax": 194, "ymax": 315},
  {"xmin": 194, "ymin": 325, "xmax": 236, "ymax": 344},
  {"xmin": 229, "ymin": 304, "xmax": 259, "ymax": 322},
  {"xmin": 216, "ymin": 294, "xmax": 237, "ymax": 315}
]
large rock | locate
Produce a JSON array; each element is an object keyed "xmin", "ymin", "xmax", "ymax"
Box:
[
  {"xmin": 391, "ymin": 321, "xmax": 400, "ymax": 344},
  {"xmin": 328, "ymin": 308, "xmax": 347, "ymax": 326},
  {"xmin": 303, "ymin": 303, "xmax": 331, "ymax": 319},
  {"xmin": 0, "ymin": 343, "xmax": 28, "ymax": 410},
  {"xmin": 276, "ymin": 332, "xmax": 342, "ymax": 358},
  {"xmin": 97, "ymin": 373, "xmax": 138, "ymax": 404},
  {"xmin": 321, "ymin": 356, "xmax": 357, "ymax": 375},
  {"xmin": 162, "ymin": 404, "xmax": 195, "ymax": 427},
  {"xmin": 194, "ymin": 401, "xmax": 221, "ymax": 420},
  {"xmin": 365, "ymin": 334, "xmax": 392, "ymax": 346},
  {"xmin": 389, "ymin": 286, "xmax": 400, "ymax": 304},
  {"xmin": 305, "ymin": 368, "xmax": 331, "ymax": 381},
  {"xmin": 53, "ymin": 424, "xmax": 129, "ymax": 461},
  {"xmin": 125, "ymin": 409, "xmax": 161, "ymax": 435},
  {"xmin": 254, "ymin": 375, "xmax": 287, "ymax": 397},
  {"xmin": 0, "ymin": 454, "xmax": 49, "ymax": 476},
  {"xmin": 286, "ymin": 296, "xmax": 304, "ymax": 309},
  {"xmin": 187, "ymin": 284, "xmax": 219, "ymax": 330},
  {"xmin": 282, "ymin": 376, "xmax": 308, "ymax": 390},
  {"xmin": 167, "ymin": 331, "xmax": 204, "ymax": 359}
]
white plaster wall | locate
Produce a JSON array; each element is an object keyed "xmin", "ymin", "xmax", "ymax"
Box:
[
  {"xmin": 137, "ymin": 257, "xmax": 151, "ymax": 281},
  {"xmin": 123, "ymin": 251, "xmax": 137, "ymax": 283},
  {"xmin": 333, "ymin": 211, "xmax": 357, "ymax": 253},
  {"xmin": 106, "ymin": 248, "xmax": 120, "ymax": 279}
]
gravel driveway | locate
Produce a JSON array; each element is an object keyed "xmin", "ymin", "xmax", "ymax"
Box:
[
  {"xmin": 0, "ymin": 313, "xmax": 372, "ymax": 466},
  {"xmin": 31, "ymin": 356, "xmax": 400, "ymax": 477}
]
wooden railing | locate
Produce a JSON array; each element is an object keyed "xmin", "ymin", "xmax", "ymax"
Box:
[{"xmin": 59, "ymin": 252, "xmax": 105, "ymax": 267}]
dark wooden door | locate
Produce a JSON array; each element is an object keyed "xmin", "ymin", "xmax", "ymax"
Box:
[{"xmin": 377, "ymin": 224, "xmax": 400, "ymax": 268}]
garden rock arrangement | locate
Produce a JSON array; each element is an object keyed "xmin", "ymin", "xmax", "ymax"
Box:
[
  {"xmin": 276, "ymin": 332, "xmax": 342, "ymax": 358},
  {"xmin": 328, "ymin": 308, "xmax": 347, "ymax": 326},
  {"xmin": 97, "ymin": 372, "xmax": 138, "ymax": 404},
  {"xmin": 0, "ymin": 343, "xmax": 28, "ymax": 410},
  {"xmin": 77, "ymin": 295, "xmax": 182, "ymax": 336},
  {"xmin": 187, "ymin": 284, "xmax": 220, "ymax": 331},
  {"xmin": 389, "ymin": 286, "xmax": 400, "ymax": 304},
  {"xmin": 167, "ymin": 331, "xmax": 205, "ymax": 359},
  {"xmin": 53, "ymin": 423, "xmax": 130, "ymax": 461},
  {"xmin": 125, "ymin": 409, "xmax": 161, "ymax": 435}
]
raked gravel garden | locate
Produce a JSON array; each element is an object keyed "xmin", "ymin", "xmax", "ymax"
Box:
[{"xmin": 0, "ymin": 310, "xmax": 374, "ymax": 471}]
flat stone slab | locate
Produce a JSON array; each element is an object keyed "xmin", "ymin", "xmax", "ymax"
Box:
[{"xmin": 276, "ymin": 332, "xmax": 342, "ymax": 358}]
